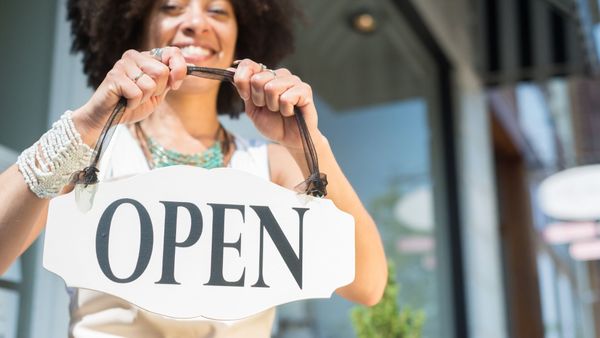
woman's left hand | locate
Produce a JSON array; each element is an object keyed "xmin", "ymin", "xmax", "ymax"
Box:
[
  {"xmin": 233, "ymin": 60, "xmax": 388, "ymax": 307},
  {"xmin": 232, "ymin": 59, "xmax": 321, "ymax": 150}
]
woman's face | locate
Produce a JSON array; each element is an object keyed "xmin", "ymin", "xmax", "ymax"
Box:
[{"xmin": 144, "ymin": 0, "xmax": 238, "ymax": 93}]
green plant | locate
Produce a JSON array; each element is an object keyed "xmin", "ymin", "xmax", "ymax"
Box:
[{"xmin": 351, "ymin": 263, "xmax": 426, "ymax": 338}]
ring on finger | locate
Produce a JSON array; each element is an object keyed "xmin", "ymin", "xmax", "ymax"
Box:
[
  {"xmin": 259, "ymin": 63, "xmax": 267, "ymax": 71},
  {"xmin": 150, "ymin": 47, "xmax": 163, "ymax": 61},
  {"xmin": 268, "ymin": 69, "xmax": 277, "ymax": 77},
  {"xmin": 132, "ymin": 71, "xmax": 145, "ymax": 83}
]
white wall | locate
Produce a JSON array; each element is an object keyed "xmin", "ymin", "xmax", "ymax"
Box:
[{"xmin": 454, "ymin": 68, "xmax": 508, "ymax": 338}]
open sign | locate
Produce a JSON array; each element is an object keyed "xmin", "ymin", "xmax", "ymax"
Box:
[{"xmin": 43, "ymin": 166, "xmax": 355, "ymax": 320}]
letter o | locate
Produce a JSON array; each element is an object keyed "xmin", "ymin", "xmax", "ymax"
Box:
[{"xmin": 96, "ymin": 198, "xmax": 154, "ymax": 283}]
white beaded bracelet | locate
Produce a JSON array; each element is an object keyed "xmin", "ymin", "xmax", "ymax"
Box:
[{"xmin": 17, "ymin": 111, "xmax": 94, "ymax": 198}]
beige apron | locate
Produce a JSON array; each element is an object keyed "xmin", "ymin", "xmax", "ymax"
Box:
[{"xmin": 68, "ymin": 126, "xmax": 275, "ymax": 338}]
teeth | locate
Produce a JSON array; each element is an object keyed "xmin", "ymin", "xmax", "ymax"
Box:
[{"xmin": 181, "ymin": 45, "xmax": 212, "ymax": 57}]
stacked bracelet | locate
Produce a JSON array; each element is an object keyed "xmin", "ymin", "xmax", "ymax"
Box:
[{"xmin": 17, "ymin": 111, "xmax": 94, "ymax": 198}]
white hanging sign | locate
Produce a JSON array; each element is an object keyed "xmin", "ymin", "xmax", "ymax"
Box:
[
  {"xmin": 538, "ymin": 164, "xmax": 600, "ymax": 221},
  {"xmin": 43, "ymin": 166, "xmax": 355, "ymax": 320}
]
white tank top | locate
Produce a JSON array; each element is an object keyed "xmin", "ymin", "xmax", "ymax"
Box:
[{"xmin": 68, "ymin": 125, "xmax": 275, "ymax": 338}]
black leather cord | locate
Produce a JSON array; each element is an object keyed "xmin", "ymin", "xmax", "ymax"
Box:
[
  {"xmin": 72, "ymin": 66, "xmax": 327, "ymax": 197},
  {"xmin": 293, "ymin": 108, "xmax": 327, "ymax": 197},
  {"xmin": 71, "ymin": 97, "xmax": 127, "ymax": 186}
]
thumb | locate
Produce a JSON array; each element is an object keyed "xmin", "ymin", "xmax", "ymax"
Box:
[{"xmin": 243, "ymin": 97, "xmax": 259, "ymax": 121}]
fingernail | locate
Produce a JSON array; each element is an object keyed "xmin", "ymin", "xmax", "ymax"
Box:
[{"xmin": 233, "ymin": 60, "xmax": 242, "ymax": 66}]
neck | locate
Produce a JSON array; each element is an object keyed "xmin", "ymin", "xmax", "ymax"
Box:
[{"xmin": 149, "ymin": 88, "xmax": 221, "ymax": 140}]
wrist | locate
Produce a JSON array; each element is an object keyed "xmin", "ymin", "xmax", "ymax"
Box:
[
  {"xmin": 284, "ymin": 131, "xmax": 332, "ymax": 180},
  {"xmin": 71, "ymin": 104, "xmax": 105, "ymax": 147},
  {"xmin": 17, "ymin": 111, "xmax": 94, "ymax": 198},
  {"xmin": 312, "ymin": 132, "xmax": 330, "ymax": 152},
  {"xmin": 285, "ymin": 131, "xmax": 330, "ymax": 155}
]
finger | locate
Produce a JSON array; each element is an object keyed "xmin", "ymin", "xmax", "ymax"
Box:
[
  {"xmin": 264, "ymin": 74, "xmax": 299, "ymax": 112},
  {"xmin": 135, "ymin": 72, "xmax": 158, "ymax": 105},
  {"xmin": 146, "ymin": 89, "xmax": 170, "ymax": 110},
  {"xmin": 158, "ymin": 47, "xmax": 187, "ymax": 89},
  {"xmin": 108, "ymin": 72, "xmax": 143, "ymax": 110},
  {"xmin": 140, "ymin": 63, "xmax": 169, "ymax": 97},
  {"xmin": 121, "ymin": 58, "xmax": 157, "ymax": 105},
  {"xmin": 250, "ymin": 67, "xmax": 289, "ymax": 108},
  {"xmin": 125, "ymin": 49, "xmax": 169, "ymax": 95},
  {"xmin": 243, "ymin": 95, "xmax": 259, "ymax": 121},
  {"xmin": 274, "ymin": 67, "xmax": 292, "ymax": 76},
  {"xmin": 233, "ymin": 59, "xmax": 263, "ymax": 100},
  {"xmin": 279, "ymin": 83, "xmax": 313, "ymax": 117},
  {"xmin": 250, "ymin": 70, "xmax": 277, "ymax": 108}
]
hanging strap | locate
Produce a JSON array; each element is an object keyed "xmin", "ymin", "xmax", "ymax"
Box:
[
  {"xmin": 293, "ymin": 107, "xmax": 327, "ymax": 197},
  {"xmin": 72, "ymin": 66, "xmax": 328, "ymax": 197},
  {"xmin": 70, "ymin": 97, "xmax": 127, "ymax": 186}
]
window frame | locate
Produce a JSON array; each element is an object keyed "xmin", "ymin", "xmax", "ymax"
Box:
[{"xmin": 391, "ymin": 1, "xmax": 467, "ymax": 337}]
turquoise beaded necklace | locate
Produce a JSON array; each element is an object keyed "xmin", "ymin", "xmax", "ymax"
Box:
[{"xmin": 136, "ymin": 123, "xmax": 228, "ymax": 169}]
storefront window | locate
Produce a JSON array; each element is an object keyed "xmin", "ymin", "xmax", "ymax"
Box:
[
  {"xmin": 300, "ymin": 97, "xmax": 443, "ymax": 338},
  {"xmin": 266, "ymin": 1, "xmax": 453, "ymax": 336},
  {"xmin": 519, "ymin": 78, "xmax": 598, "ymax": 337}
]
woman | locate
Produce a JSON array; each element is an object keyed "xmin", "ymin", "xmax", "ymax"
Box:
[{"xmin": 0, "ymin": 0, "xmax": 387, "ymax": 336}]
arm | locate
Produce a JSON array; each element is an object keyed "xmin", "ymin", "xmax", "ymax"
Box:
[
  {"xmin": 0, "ymin": 47, "xmax": 188, "ymax": 274},
  {"xmin": 235, "ymin": 60, "xmax": 388, "ymax": 306},
  {"xmin": 269, "ymin": 140, "xmax": 387, "ymax": 306},
  {"xmin": 0, "ymin": 165, "xmax": 50, "ymax": 273}
]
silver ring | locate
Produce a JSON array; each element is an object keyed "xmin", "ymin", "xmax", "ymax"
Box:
[
  {"xmin": 150, "ymin": 47, "xmax": 163, "ymax": 61},
  {"xmin": 259, "ymin": 63, "xmax": 266, "ymax": 71},
  {"xmin": 268, "ymin": 69, "xmax": 277, "ymax": 76},
  {"xmin": 133, "ymin": 71, "xmax": 144, "ymax": 83}
]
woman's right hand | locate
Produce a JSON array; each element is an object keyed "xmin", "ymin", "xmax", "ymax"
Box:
[{"xmin": 72, "ymin": 47, "xmax": 188, "ymax": 145}]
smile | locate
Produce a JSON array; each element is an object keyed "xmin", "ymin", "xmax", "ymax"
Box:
[
  {"xmin": 181, "ymin": 45, "xmax": 212, "ymax": 57},
  {"xmin": 178, "ymin": 45, "xmax": 217, "ymax": 64}
]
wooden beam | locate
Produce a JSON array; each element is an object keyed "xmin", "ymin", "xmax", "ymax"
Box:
[{"xmin": 492, "ymin": 117, "xmax": 546, "ymax": 338}]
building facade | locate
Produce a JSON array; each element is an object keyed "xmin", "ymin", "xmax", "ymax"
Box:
[{"xmin": 1, "ymin": 0, "xmax": 599, "ymax": 337}]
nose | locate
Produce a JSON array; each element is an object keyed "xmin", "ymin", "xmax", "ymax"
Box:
[{"xmin": 180, "ymin": 3, "xmax": 210, "ymax": 35}]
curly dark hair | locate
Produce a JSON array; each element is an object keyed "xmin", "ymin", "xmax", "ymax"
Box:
[{"xmin": 67, "ymin": 0, "xmax": 299, "ymax": 117}]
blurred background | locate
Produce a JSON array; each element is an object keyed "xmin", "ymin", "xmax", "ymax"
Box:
[{"xmin": 2, "ymin": 0, "xmax": 600, "ymax": 337}]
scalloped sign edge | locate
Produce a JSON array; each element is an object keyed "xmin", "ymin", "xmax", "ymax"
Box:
[{"xmin": 43, "ymin": 166, "xmax": 355, "ymax": 320}]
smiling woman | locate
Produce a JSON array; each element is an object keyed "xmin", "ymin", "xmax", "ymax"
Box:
[
  {"xmin": 68, "ymin": 0, "xmax": 299, "ymax": 116},
  {"xmin": 0, "ymin": 0, "xmax": 388, "ymax": 337}
]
